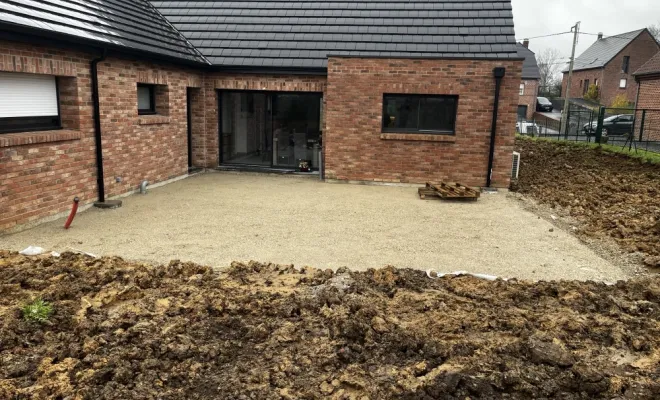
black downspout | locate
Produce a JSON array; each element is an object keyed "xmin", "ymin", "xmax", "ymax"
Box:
[
  {"xmin": 486, "ymin": 67, "xmax": 506, "ymax": 188},
  {"xmin": 91, "ymin": 50, "xmax": 107, "ymax": 203}
]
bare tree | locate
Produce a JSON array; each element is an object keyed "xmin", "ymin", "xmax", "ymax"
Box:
[
  {"xmin": 649, "ymin": 24, "xmax": 660, "ymax": 41},
  {"xmin": 536, "ymin": 48, "xmax": 564, "ymax": 96}
]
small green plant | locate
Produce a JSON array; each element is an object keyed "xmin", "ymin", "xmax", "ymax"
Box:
[
  {"xmin": 22, "ymin": 299, "xmax": 53, "ymax": 323},
  {"xmin": 583, "ymin": 84, "xmax": 600, "ymax": 102}
]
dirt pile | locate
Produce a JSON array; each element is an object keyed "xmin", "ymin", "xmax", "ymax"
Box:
[
  {"xmin": 512, "ymin": 139, "xmax": 660, "ymax": 268},
  {"xmin": 1, "ymin": 251, "xmax": 659, "ymax": 399}
]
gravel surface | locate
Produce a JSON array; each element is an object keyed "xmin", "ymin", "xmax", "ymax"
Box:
[{"xmin": 0, "ymin": 172, "xmax": 636, "ymax": 281}]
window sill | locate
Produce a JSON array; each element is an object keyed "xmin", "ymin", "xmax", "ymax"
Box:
[
  {"xmin": 138, "ymin": 115, "xmax": 170, "ymax": 125},
  {"xmin": 0, "ymin": 130, "xmax": 82, "ymax": 148},
  {"xmin": 380, "ymin": 133, "xmax": 456, "ymax": 143}
]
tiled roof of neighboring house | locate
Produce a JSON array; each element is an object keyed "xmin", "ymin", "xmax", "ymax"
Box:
[
  {"xmin": 634, "ymin": 51, "xmax": 660, "ymax": 77},
  {"xmin": 0, "ymin": 0, "xmax": 208, "ymax": 65},
  {"xmin": 517, "ymin": 44, "xmax": 540, "ymax": 79},
  {"xmin": 152, "ymin": 0, "xmax": 520, "ymax": 69},
  {"xmin": 563, "ymin": 29, "xmax": 645, "ymax": 73}
]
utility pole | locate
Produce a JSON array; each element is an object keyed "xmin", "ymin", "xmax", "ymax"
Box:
[{"xmin": 561, "ymin": 22, "xmax": 580, "ymax": 136}]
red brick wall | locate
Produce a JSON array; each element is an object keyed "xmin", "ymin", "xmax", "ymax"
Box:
[
  {"xmin": 0, "ymin": 39, "xmax": 201, "ymax": 231},
  {"xmin": 97, "ymin": 58, "xmax": 202, "ymax": 197},
  {"xmin": 201, "ymin": 73, "xmax": 327, "ymax": 167},
  {"xmin": 0, "ymin": 41, "xmax": 96, "ymax": 231},
  {"xmin": 562, "ymin": 30, "xmax": 660, "ymax": 106},
  {"xmin": 561, "ymin": 68, "xmax": 604, "ymax": 102},
  {"xmin": 519, "ymin": 79, "xmax": 539, "ymax": 119},
  {"xmin": 635, "ymin": 77, "xmax": 660, "ymax": 141},
  {"xmin": 324, "ymin": 57, "xmax": 522, "ymax": 188}
]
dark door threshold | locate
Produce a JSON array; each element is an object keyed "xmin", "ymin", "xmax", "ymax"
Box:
[{"xmin": 215, "ymin": 165, "xmax": 319, "ymax": 176}]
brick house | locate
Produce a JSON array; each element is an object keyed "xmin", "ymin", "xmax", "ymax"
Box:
[
  {"xmin": 633, "ymin": 52, "xmax": 660, "ymax": 141},
  {"xmin": 517, "ymin": 41, "xmax": 540, "ymax": 120},
  {"xmin": 0, "ymin": 0, "xmax": 522, "ymax": 232},
  {"xmin": 561, "ymin": 29, "xmax": 660, "ymax": 107}
]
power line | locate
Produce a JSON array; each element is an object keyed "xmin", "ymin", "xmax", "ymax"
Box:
[{"xmin": 515, "ymin": 31, "xmax": 572, "ymax": 41}]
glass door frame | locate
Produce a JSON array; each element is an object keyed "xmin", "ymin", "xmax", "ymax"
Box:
[{"xmin": 217, "ymin": 89, "xmax": 323, "ymax": 169}]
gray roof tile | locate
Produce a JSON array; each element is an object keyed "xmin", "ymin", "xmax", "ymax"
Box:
[
  {"xmin": 0, "ymin": 0, "xmax": 208, "ymax": 64},
  {"xmin": 517, "ymin": 44, "xmax": 540, "ymax": 80},
  {"xmin": 634, "ymin": 51, "xmax": 660, "ymax": 77},
  {"xmin": 152, "ymin": 0, "xmax": 519, "ymax": 68}
]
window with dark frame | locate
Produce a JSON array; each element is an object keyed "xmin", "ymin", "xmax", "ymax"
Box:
[
  {"xmin": 0, "ymin": 72, "xmax": 61, "ymax": 134},
  {"xmin": 137, "ymin": 84, "xmax": 156, "ymax": 115},
  {"xmin": 382, "ymin": 94, "xmax": 458, "ymax": 134},
  {"xmin": 622, "ymin": 56, "xmax": 630, "ymax": 74}
]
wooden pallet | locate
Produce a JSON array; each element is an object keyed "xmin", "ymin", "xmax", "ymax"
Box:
[{"xmin": 419, "ymin": 182, "xmax": 480, "ymax": 200}]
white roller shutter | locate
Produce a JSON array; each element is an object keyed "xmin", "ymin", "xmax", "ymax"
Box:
[{"xmin": 0, "ymin": 72, "xmax": 58, "ymax": 118}]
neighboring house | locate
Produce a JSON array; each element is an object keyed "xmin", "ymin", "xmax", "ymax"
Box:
[
  {"xmin": 561, "ymin": 29, "xmax": 660, "ymax": 107},
  {"xmin": 633, "ymin": 51, "xmax": 660, "ymax": 141},
  {"xmin": 0, "ymin": 0, "xmax": 523, "ymax": 232},
  {"xmin": 634, "ymin": 51, "xmax": 660, "ymax": 108},
  {"xmin": 517, "ymin": 41, "xmax": 541, "ymax": 120}
]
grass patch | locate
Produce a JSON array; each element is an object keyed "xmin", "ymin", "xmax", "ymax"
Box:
[
  {"xmin": 22, "ymin": 299, "xmax": 53, "ymax": 324},
  {"xmin": 516, "ymin": 135, "xmax": 660, "ymax": 164}
]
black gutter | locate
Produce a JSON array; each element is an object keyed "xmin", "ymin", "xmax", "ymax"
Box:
[
  {"xmin": 486, "ymin": 67, "xmax": 506, "ymax": 188},
  {"xmin": 91, "ymin": 49, "xmax": 108, "ymax": 203}
]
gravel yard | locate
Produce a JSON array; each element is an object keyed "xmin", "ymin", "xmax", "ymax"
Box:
[{"xmin": 0, "ymin": 172, "xmax": 636, "ymax": 281}]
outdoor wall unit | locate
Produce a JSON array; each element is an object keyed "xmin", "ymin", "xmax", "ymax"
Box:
[{"xmin": 511, "ymin": 152, "xmax": 521, "ymax": 179}]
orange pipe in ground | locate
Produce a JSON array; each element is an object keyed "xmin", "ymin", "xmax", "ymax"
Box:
[{"xmin": 64, "ymin": 197, "xmax": 80, "ymax": 229}]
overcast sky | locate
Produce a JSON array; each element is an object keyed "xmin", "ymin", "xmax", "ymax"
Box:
[{"xmin": 512, "ymin": 0, "xmax": 659, "ymax": 61}]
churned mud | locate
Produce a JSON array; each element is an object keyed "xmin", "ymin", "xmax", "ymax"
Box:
[
  {"xmin": 1, "ymin": 251, "xmax": 659, "ymax": 399},
  {"xmin": 512, "ymin": 139, "xmax": 660, "ymax": 268}
]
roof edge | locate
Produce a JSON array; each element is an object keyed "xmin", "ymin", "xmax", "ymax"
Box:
[
  {"xmin": 0, "ymin": 21, "xmax": 210, "ymax": 68},
  {"xmin": 327, "ymin": 54, "xmax": 525, "ymax": 62},
  {"xmin": 634, "ymin": 71, "xmax": 660, "ymax": 80},
  {"xmin": 211, "ymin": 65, "xmax": 327, "ymax": 76}
]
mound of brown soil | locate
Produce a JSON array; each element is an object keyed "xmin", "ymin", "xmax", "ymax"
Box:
[
  {"xmin": 513, "ymin": 139, "xmax": 660, "ymax": 267},
  {"xmin": 1, "ymin": 251, "xmax": 659, "ymax": 399}
]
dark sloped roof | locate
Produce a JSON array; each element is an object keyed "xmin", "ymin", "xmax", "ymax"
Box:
[
  {"xmin": 563, "ymin": 29, "xmax": 644, "ymax": 73},
  {"xmin": 0, "ymin": 0, "xmax": 208, "ymax": 64},
  {"xmin": 517, "ymin": 44, "xmax": 539, "ymax": 79},
  {"xmin": 152, "ymin": 0, "xmax": 520, "ymax": 69},
  {"xmin": 634, "ymin": 51, "xmax": 660, "ymax": 77}
]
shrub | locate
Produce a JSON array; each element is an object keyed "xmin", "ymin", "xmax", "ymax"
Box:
[
  {"xmin": 610, "ymin": 94, "xmax": 634, "ymax": 113},
  {"xmin": 583, "ymin": 84, "xmax": 600, "ymax": 102}
]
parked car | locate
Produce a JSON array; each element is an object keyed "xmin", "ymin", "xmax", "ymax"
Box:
[
  {"xmin": 583, "ymin": 114, "xmax": 634, "ymax": 136},
  {"xmin": 536, "ymin": 97, "xmax": 553, "ymax": 112},
  {"xmin": 516, "ymin": 120, "xmax": 539, "ymax": 135}
]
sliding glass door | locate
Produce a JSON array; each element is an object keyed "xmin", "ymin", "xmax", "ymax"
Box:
[
  {"xmin": 219, "ymin": 91, "xmax": 322, "ymax": 170},
  {"xmin": 219, "ymin": 92, "xmax": 271, "ymax": 166}
]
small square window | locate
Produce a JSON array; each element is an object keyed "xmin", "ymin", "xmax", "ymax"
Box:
[
  {"xmin": 619, "ymin": 79, "xmax": 627, "ymax": 89},
  {"xmin": 137, "ymin": 84, "xmax": 156, "ymax": 115},
  {"xmin": 519, "ymin": 83, "xmax": 525, "ymax": 95},
  {"xmin": 382, "ymin": 94, "xmax": 458, "ymax": 135}
]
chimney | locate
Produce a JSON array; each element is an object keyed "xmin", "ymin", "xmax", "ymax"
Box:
[
  {"xmin": 597, "ymin": 32, "xmax": 603, "ymax": 40},
  {"xmin": 522, "ymin": 39, "xmax": 529, "ymax": 48}
]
